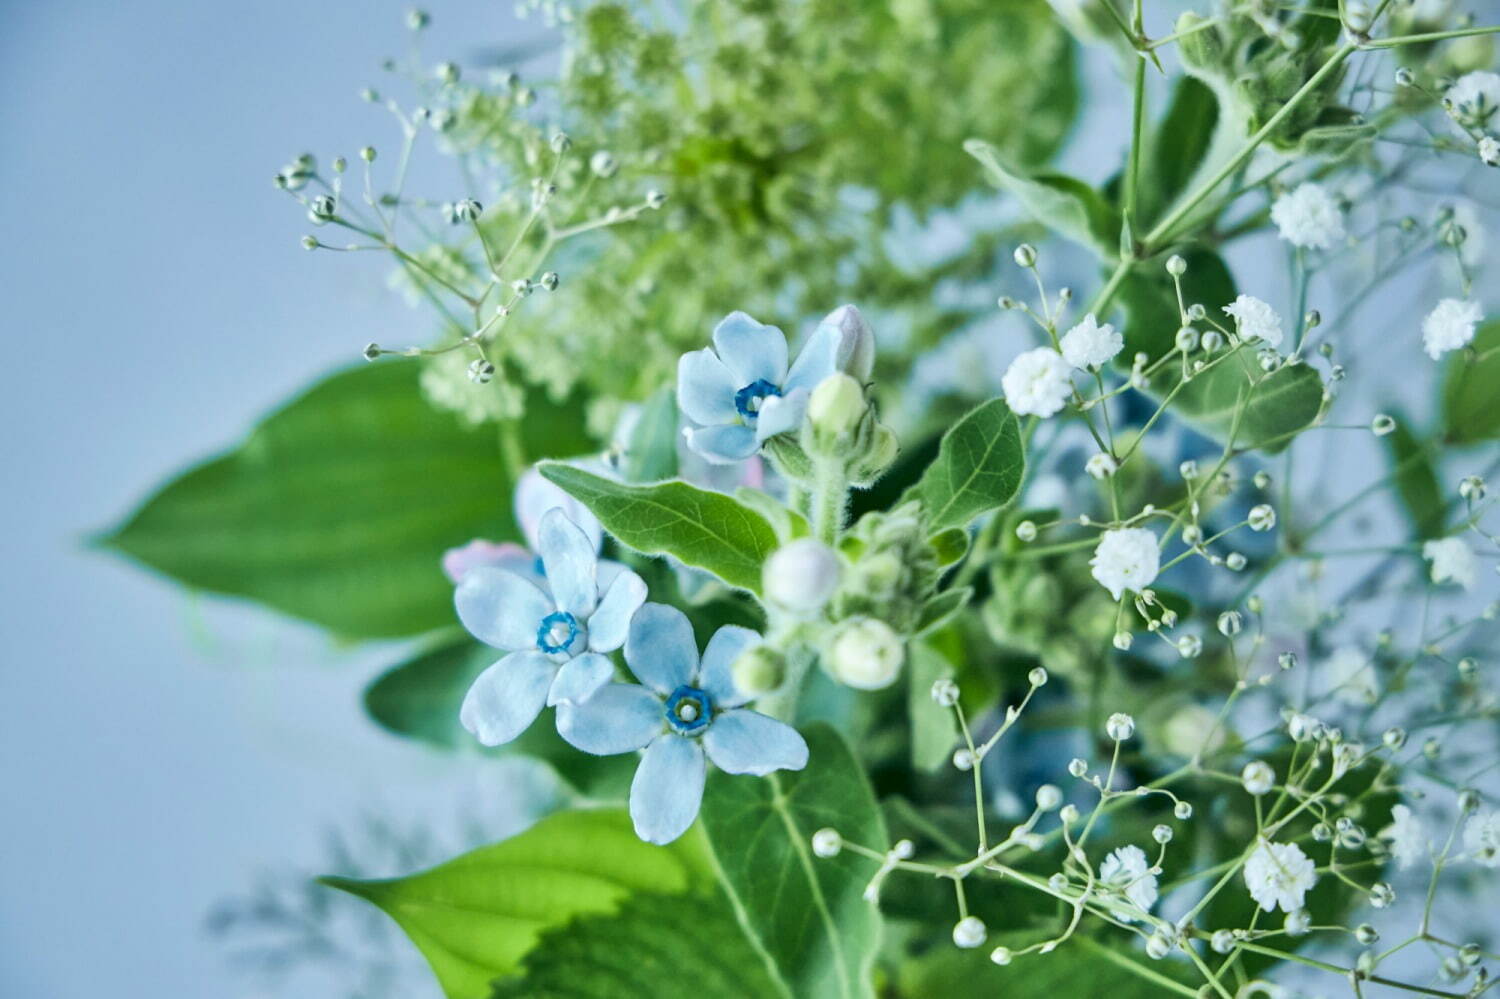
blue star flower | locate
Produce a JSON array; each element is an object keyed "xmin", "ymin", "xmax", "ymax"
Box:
[
  {"xmin": 557, "ymin": 603, "xmax": 809, "ymax": 844},
  {"xmin": 677, "ymin": 308, "xmax": 865, "ymax": 464},
  {"xmin": 454, "ymin": 508, "xmax": 647, "ymax": 746}
]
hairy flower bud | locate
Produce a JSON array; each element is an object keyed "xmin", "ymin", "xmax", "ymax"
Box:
[
  {"xmin": 806, "ymin": 373, "xmax": 866, "ymax": 442},
  {"xmin": 731, "ymin": 645, "xmax": 787, "ymax": 696},
  {"xmin": 825, "ymin": 616, "xmax": 904, "ymax": 690},
  {"xmin": 763, "ymin": 539, "xmax": 842, "ymax": 614}
]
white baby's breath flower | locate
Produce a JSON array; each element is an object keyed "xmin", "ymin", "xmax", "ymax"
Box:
[
  {"xmin": 1446, "ymin": 71, "xmax": 1500, "ymax": 130},
  {"xmin": 1421, "ymin": 299, "xmax": 1482, "ymax": 360},
  {"xmin": 1271, "ymin": 183, "xmax": 1345, "ymax": 250},
  {"xmin": 1100, "ymin": 845, "xmax": 1159, "ymax": 918},
  {"xmin": 1086, "ymin": 452, "xmax": 1118, "ymax": 479},
  {"xmin": 1090, "ymin": 528, "xmax": 1160, "ymax": 600},
  {"xmin": 1244, "ymin": 840, "xmax": 1318, "ymax": 913},
  {"xmin": 1381, "ymin": 804, "xmax": 1427, "ymax": 870},
  {"xmin": 1060, "ymin": 314, "xmax": 1123, "ymax": 370},
  {"xmin": 1324, "ymin": 645, "xmax": 1379, "ymax": 706},
  {"xmin": 1480, "ymin": 135, "xmax": 1500, "ymax": 167},
  {"xmin": 1465, "ymin": 811, "xmax": 1500, "ymax": 867},
  {"xmin": 1424, "ymin": 536, "xmax": 1478, "ymax": 589},
  {"xmin": 1222, "ymin": 295, "xmax": 1285, "ymax": 349},
  {"xmin": 1002, "ymin": 347, "xmax": 1072, "ymax": 417}
]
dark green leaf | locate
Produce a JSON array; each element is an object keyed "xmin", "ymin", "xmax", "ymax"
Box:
[
  {"xmin": 322, "ymin": 809, "xmax": 712, "ymax": 999},
  {"xmin": 98, "ymin": 363, "xmax": 592, "ymax": 637},
  {"xmin": 1442, "ymin": 319, "xmax": 1500, "ymax": 444},
  {"xmin": 621, "ymin": 386, "xmax": 679, "ymax": 482},
  {"xmin": 1384, "ymin": 417, "xmax": 1445, "ymax": 540},
  {"xmin": 918, "ymin": 397, "xmax": 1026, "ymax": 532},
  {"xmin": 364, "ymin": 639, "xmax": 635, "ymax": 798},
  {"xmin": 914, "ymin": 587, "xmax": 972, "ymax": 637},
  {"xmin": 700, "ymin": 723, "xmax": 888, "ymax": 999},
  {"xmin": 1139, "ymin": 77, "xmax": 1218, "ymax": 227},
  {"xmin": 907, "ymin": 643, "xmax": 958, "ymax": 771},
  {"xmin": 896, "ymin": 935, "xmax": 1198, "ymax": 998},
  {"xmin": 966, "ymin": 139, "xmax": 1121, "ymax": 259},
  {"xmin": 539, "ymin": 463, "xmax": 780, "ymax": 594},
  {"xmin": 489, "ymin": 890, "xmax": 782, "ymax": 998},
  {"xmin": 928, "ymin": 528, "xmax": 970, "ymax": 568}
]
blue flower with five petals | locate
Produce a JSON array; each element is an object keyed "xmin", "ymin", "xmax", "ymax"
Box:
[
  {"xmin": 557, "ymin": 603, "xmax": 809, "ymax": 844},
  {"xmin": 455, "ymin": 508, "xmax": 647, "ymax": 746}
]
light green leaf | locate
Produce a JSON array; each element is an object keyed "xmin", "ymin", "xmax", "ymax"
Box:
[
  {"xmin": 914, "ymin": 587, "xmax": 972, "ymax": 636},
  {"xmin": 539, "ymin": 463, "xmax": 780, "ymax": 594},
  {"xmin": 489, "ymin": 891, "xmax": 782, "ymax": 998},
  {"xmin": 918, "ymin": 397, "xmax": 1026, "ymax": 532},
  {"xmin": 700, "ymin": 723, "xmax": 888, "ymax": 999},
  {"xmin": 928, "ymin": 527, "xmax": 970, "ymax": 568},
  {"xmin": 622, "ymin": 385, "xmax": 679, "ymax": 482},
  {"xmin": 322, "ymin": 809, "xmax": 712, "ymax": 999},
  {"xmin": 966, "ymin": 139, "xmax": 1120, "ymax": 259},
  {"xmin": 97, "ymin": 363, "xmax": 592, "ymax": 637},
  {"xmin": 1442, "ymin": 319, "xmax": 1500, "ymax": 444},
  {"xmin": 1384, "ymin": 417, "xmax": 1445, "ymax": 540},
  {"xmin": 897, "ymin": 934, "xmax": 1198, "ymax": 998},
  {"xmin": 363, "ymin": 639, "xmax": 635, "ymax": 798},
  {"xmin": 736, "ymin": 486, "xmax": 811, "ymax": 544},
  {"xmin": 907, "ymin": 642, "xmax": 958, "ymax": 772}
]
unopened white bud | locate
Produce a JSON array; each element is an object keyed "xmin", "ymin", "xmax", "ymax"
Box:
[
  {"xmin": 931, "ymin": 678, "xmax": 960, "ymax": 707},
  {"xmin": 1028, "ymin": 666, "xmax": 1048, "ymax": 687},
  {"xmin": 1152, "ymin": 824, "xmax": 1173, "ymax": 844},
  {"xmin": 807, "ymin": 373, "xmax": 866, "ymax": 441},
  {"xmin": 1016, "ymin": 520, "xmax": 1037, "ymax": 542},
  {"xmin": 953, "ymin": 747, "xmax": 975, "ymax": 771},
  {"xmin": 645, "ymin": 188, "xmax": 667, "ymax": 209},
  {"xmin": 1241, "ymin": 760, "xmax": 1275, "ymax": 795},
  {"xmin": 953, "ymin": 916, "xmax": 987, "ymax": 949},
  {"xmin": 1086, "ymin": 452, "xmax": 1118, "ymax": 479},
  {"xmin": 812, "ymin": 827, "xmax": 842, "ymax": 857},
  {"xmin": 1371, "ymin": 413, "xmax": 1396, "ymax": 436},
  {"xmin": 1248, "ymin": 504, "xmax": 1276, "ymax": 531},
  {"xmin": 1112, "ymin": 631, "xmax": 1133, "ymax": 651},
  {"xmin": 1013, "ymin": 243, "xmax": 1037, "ymax": 268},
  {"xmin": 1225, "ymin": 552, "xmax": 1247, "ymax": 571},
  {"xmin": 1106, "ymin": 712, "xmax": 1135, "ymax": 741},
  {"xmin": 764, "ymin": 539, "xmax": 842, "ymax": 614},
  {"xmin": 990, "ymin": 946, "xmax": 1013, "ymax": 965},
  {"xmin": 1166, "ymin": 254, "xmax": 1187, "ymax": 276},
  {"xmin": 1067, "ymin": 758, "xmax": 1088, "ymax": 778},
  {"xmin": 1174, "ymin": 800, "xmax": 1193, "ymax": 820},
  {"xmin": 1176, "ymin": 634, "xmax": 1203, "ymax": 658},
  {"xmin": 1217, "ymin": 611, "xmax": 1242, "ymax": 636},
  {"xmin": 1460, "ymin": 475, "xmax": 1487, "ymax": 501},
  {"xmin": 826, "ymin": 617, "xmax": 904, "ymax": 690},
  {"xmin": 1036, "ymin": 784, "xmax": 1062, "ymax": 810},
  {"xmin": 1146, "ymin": 933, "xmax": 1172, "ymax": 959},
  {"xmin": 468, "ymin": 359, "xmax": 496, "ymax": 384},
  {"xmin": 589, "ymin": 150, "xmax": 618, "ymax": 177},
  {"xmin": 1210, "ymin": 929, "xmax": 1235, "ymax": 953}
]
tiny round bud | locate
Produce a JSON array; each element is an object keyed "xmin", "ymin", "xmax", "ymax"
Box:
[
  {"xmin": 1210, "ymin": 929, "xmax": 1235, "ymax": 954},
  {"xmin": 1036, "ymin": 784, "xmax": 1062, "ymax": 810},
  {"xmin": 309, "ymin": 194, "xmax": 336, "ymax": 222},
  {"xmin": 825, "ymin": 617, "xmax": 903, "ymax": 690},
  {"xmin": 406, "ymin": 8, "xmax": 430, "ymax": 30},
  {"xmin": 540, "ymin": 271, "xmax": 560, "ymax": 291},
  {"xmin": 931, "ymin": 678, "xmax": 960, "ymax": 707},
  {"xmin": 806, "ymin": 373, "xmax": 866, "ymax": 442},
  {"xmin": 1457, "ymin": 657, "xmax": 1478, "ymax": 680},
  {"xmin": 953, "ymin": 916, "xmax": 987, "ymax": 949},
  {"xmin": 1371, "ymin": 413, "xmax": 1396, "ymax": 436},
  {"xmin": 1013, "ymin": 243, "xmax": 1037, "ymax": 268},
  {"xmin": 1458, "ymin": 787, "xmax": 1481, "ymax": 813},
  {"xmin": 1248, "ymin": 504, "xmax": 1276, "ymax": 531},
  {"xmin": 511, "ymin": 278, "xmax": 533, "ymax": 296},
  {"xmin": 1278, "ymin": 651, "xmax": 1297, "ymax": 671},
  {"xmin": 1217, "ymin": 611, "xmax": 1242, "ymax": 637},
  {"xmin": 953, "ymin": 747, "xmax": 976, "ymax": 771},
  {"xmin": 589, "ymin": 150, "xmax": 618, "ymax": 178},
  {"xmin": 300, "ymin": 235, "xmax": 319, "ymax": 250},
  {"xmin": 362, "ymin": 343, "xmax": 382, "ymax": 361},
  {"xmin": 1395, "ymin": 67, "xmax": 1414, "ymax": 87},
  {"xmin": 1241, "ymin": 760, "xmax": 1275, "ymax": 796},
  {"xmin": 1284, "ymin": 909, "xmax": 1311, "ymax": 937},
  {"xmin": 1175, "ymin": 326, "xmax": 1200, "ymax": 352},
  {"xmin": 455, "ymin": 198, "xmax": 483, "ymax": 222},
  {"xmin": 360, "ymin": 145, "xmax": 376, "ymax": 162},
  {"xmin": 1176, "ymin": 634, "xmax": 1203, "ymax": 659},
  {"xmin": 1028, "ymin": 666, "xmax": 1048, "ymax": 687},
  {"xmin": 1105, "ymin": 712, "xmax": 1135, "ymax": 741},
  {"xmin": 1254, "ymin": 470, "xmax": 1272, "ymax": 490},
  {"xmin": 1059, "ymin": 804, "xmax": 1080, "ymax": 824},
  {"xmin": 1460, "ymin": 475, "xmax": 1487, "ymax": 501},
  {"xmin": 811, "ymin": 827, "xmax": 842, "ymax": 858},
  {"xmin": 1173, "ymin": 800, "xmax": 1193, "ymax": 820},
  {"xmin": 1382, "ymin": 727, "xmax": 1406, "ymax": 750},
  {"xmin": 1370, "ymin": 882, "xmax": 1395, "ymax": 908},
  {"xmin": 1067, "ymin": 758, "xmax": 1088, "ymax": 778},
  {"xmin": 1112, "ymin": 631, "xmax": 1132, "ymax": 651},
  {"xmin": 1152, "ymin": 824, "xmax": 1173, "ymax": 844},
  {"xmin": 1146, "ymin": 933, "xmax": 1172, "ymax": 959},
  {"xmin": 1354, "ymin": 923, "xmax": 1378, "ymax": 945},
  {"xmin": 765, "ymin": 539, "xmax": 843, "ymax": 612},
  {"xmin": 1015, "ymin": 520, "xmax": 1037, "ymax": 543},
  {"xmin": 550, "ymin": 132, "xmax": 572, "ymax": 153},
  {"xmin": 1085, "ymin": 452, "xmax": 1118, "ymax": 479},
  {"xmin": 468, "ymin": 359, "xmax": 496, "ymax": 384},
  {"xmin": 990, "ymin": 946, "xmax": 1013, "ymax": 966},
  {"xmin": 1166, "ymin": 254, "xmax": 1187, "ymax": 276},
  {"xmin": 892, "ymin": 839, "xmax": 915, "ymax": 859},
  {"xmin": 1187, "ymin": 303, "xmax": 1207, "ymax": 321},
  {"xmin": 1225, "ymin": 552, "xmax": 1247, "ymax": 571},
  {"xmin": 645, "ymin": 188, "xmax": 667, "ymax": 209},
  {"xmin": 1201, "ymin": 330, "xmax": 1224, "ymax": 352},
  {"xmin": 731, "ymin": 645, "xmax": 786, "ymax": 696}
]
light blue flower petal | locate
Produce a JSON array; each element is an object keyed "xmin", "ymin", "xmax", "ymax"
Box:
[
  {"xmin": 630, "ymin": 733, "xmax": 706, "ymax": 844},
  {"xmin": 556, "ymin": 682, "xmax": 663, "ymax": 754},
  {"xmin": 588, "ymin": 568, "xmax": 647, "ymax": 652},
  {"xmin": 685, "ymin": 424, "xmax": 758, "ymax": 465},
  {"xmin": 547, "ymin": 651, "xmax": 615, "ymax": 706},
  {"xmin": 538, "ymin": 508, "xmax": 599, "ymax": 617},
  {"xmin": 784, "ymin": 318, "xmax": 843, "ymax": 395},
  {"xmin": 753, "ymin": 386, "xmax": 808, "ymax": 443},
  {"xmin": 712, "ymin": 311, "xmax": 788, "ymax": 387},
  {"xmin": 698, "ymin": 625, "xmax": 761, "ymax": 708},
  {"xmin": 703, "ymin": 709, "xmax": 809, "ymax": 775},
  {"xmin": 677, "ymin": 349, "xmax": 740, "ymax": 426},
  {"xmin": 454, "ymin": 566, "xmax": 554, "ymax": 650},
  {"xmin": 515, "ymin": 466, "xmax": 604, "ymax": 554},
  {"xmin": 459, "ymin": 650, "xmax": 555, "ymax": 746},
  {"xmin": 625, "ymin": 602, "xmax": 699, "ymax": 694}
]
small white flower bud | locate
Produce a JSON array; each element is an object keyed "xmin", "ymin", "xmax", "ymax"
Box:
[
  {"xmin": 1067, "ymin": 758, "xmax": 1088, "ymax": 778},
  {"xmin": 1013, "ymin": 244, "xmax": 1037, "ymax": 268},
  {"xmin": 468, "ymin": 359, "xmax": 496, "ymax": 384},
  {"xmin": 1175, "ymin": 326, "xmax": 1199, "ymax": 352},
  {"xmin": 1248, "ymin": 504, "xmax": 1276, "ymax": 531},
  {"xmin": 1241, "ymin": 760, "xmax": 1275, "ymax": 795},
  {"xmin": 1152, "ymin": 824, "xmax": 1173, "ymax": 844},
  {"xmin": 1015, "ymin": 520, "xmax": 1037, "ymax": 542},
  {"xmin": 407, "ymin": 8, "xmax": 430, "ymax": 30},
  {"xmin": 1382, "ymin": 727, "xmax": 1406, "ymax": 750},
  {"xmin": 455, "ymin": 198, "xmax": 483, "ymax": 222},
  {"xmin": 764, "ymin": 539, "xmax": 842, "ymax": 614},
  {"xmin": 1371, "ymin": 413, "xmax": 1396, "ymax": 436},
  {"xmin": 1217, "ymin": 611, "xmax": 1242, "ymax": 636},
  {"xmin": 806, "ymin": 373, "xmax": 866, "ymax": 441},
  {"xmin": 930, "ymin": 678, "xmax": 959, "ymax": 707},
  {"xmin": 1253, "ymin": 471, "xmax": 1272, "ymax": 490},
  {"xmin": 1458, "ymin": 787, "xmax": 1481, "ymax": 813},
  {"xmin": 1166, "ymin": 254, "xmax": 1187, "ymax": 276},
  {"xmin": 1395, "ymin": 67, "xmax": 1414, "ymax": 87},
  {"xmin": 1106, "ymin": 712, "xmax": 1135, "ymax": 741},
  {"xmin": 589, "ymin": 150, "xmax": 618, "ymax": 178},
  {"xmin": 1210, "ymin": 929, "xmax": 1235, "ymax": 953},
  {"xmin": 953, "ymin": 748, "xmax": 976, "ymax": 771},
  {"xmin": 539, "ymin": 272, "xmax": 560, "ymax": 291},
  {"xmin": 990, "ymin": 946, "xmax": 1013, "ymax": 965},
  {"xmin": 645, "ymin": 188, "xmax": 667, "ymax": 209},
  {"xmin": 1028, "ymin": 666, "xmax": 1048, "ymax": 687},
  {"xmin": 362, "ymin": 342, "xmax": 382, "ymax": 361},
  {"xmin": 1086, "ymin": 452, "xmax": 1118, "ymax": 479},
  {"xmin": 1370, "ymin": 882, "xmax": 1395, "ymax": 908},
  {"xmin": 1173, "ymin": 800, "xmax": 1193, "ymax": 820},
  {"xmin": 1112, "ymin": 631, "xmax": 1132, "ymax": 651},
  {"xmin": 1460, "ymin": 475, "xmax": 1487, "ymax": 501},
  {"xmin": 826, "ymin": 617, "xmax": 904, "ymax": 690},
  {"xmin": 811, "ymin": 827, "xmax": 842, "ymax": 858},
  {"xmin": 360, "ymin": 145, "xmax": 376, "ymax": 162},
  {"xmin": 1278, "ymin": 651, "xmax": 1297, "ymax": 671},
  {"xmin": 953, "ymin": 916, "xmax": 987, "ymax": 949},
  {"xmin": 1225, "ymin": 552, "xmax": 1247, "ymax": 571},
  {"xmin": 1036, "ymin": 784, "xmax": 1062, "ymax": 810},
  {"xmin": 300, "ymin": 235, "xmax": 319, "ymax": 250},
  {"xmin": 1176, "ymin": 634, "xmax": 1203, "ymax": 659},
  {"xmin": 1284, "ymin": 909, "xmax": 1311, "ymax": 937},
  {"xmin": 1146, "ymin": 933, "xmax": 1172, "ymax": 959},
  {"xmin": 1201, "ymin": 330, "xmax": 1224, "ymax": 352},
  {"xmin": 1060, "ymin": 804, "xmax": 1080, "ymax": 824}
]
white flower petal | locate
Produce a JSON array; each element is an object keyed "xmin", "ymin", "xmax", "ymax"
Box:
[
  {"xmin": 538, "ymin": 508, "xmax": 599, "ymax": 617},
  {"xmin": 754, "ymin": 387, "xmax": 808, "ymax": 442},
  {"xmin": 625, "ymin": 602, "xmax": 700, "ymax": 694},
  {"xmin": 454, "ymin": 566, "xmax": 553, "ymax": 650},
  {"xmin": 547, "ymin": 651, "xmax": 616, "ymax": 706},
  {"xmin": 515, "ymin": 467, "xmax": 603, "ymax": 554},
  {"xmin": 703, "ymin": 709, "xmax": 808, "ymax": 775},
  {"xmin": 587, "ymin": 568, "xmax": 648, "ymax": 652},
  {"xmin": 459, "ymin": 650, "xmax": 555, "ymax": 746},
  {"xmin": 677, "ymin": 348, "xmax": 741, "ymax": 426},
  {"xmin": 630, "ymin": 734, "xmax": 706, "ymax": 844},
  {"xmin": 557, "ymin": 682, "xmax": 663, "ymax": 754}
]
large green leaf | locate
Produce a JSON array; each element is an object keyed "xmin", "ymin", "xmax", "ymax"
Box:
[
  {"xmin": 918, "ymin": 397, "xmax": 1026, "ymax": 532},
  {"xmin": 322, "ymin": 809, "xmax": 712, "ymax": 999},
  {"xmin": 621, "ymin": 385, "xmax": 679, "ymax": 482},
  {"xmin": 489, "ymin": 891, "xmax": 782, "ymax": 998},
  {"xmin": 539, "ymin": 463, "xmax": 780, "ymax": 594},
  {"xmin": 907, "ymin": 642, "xmax": 958, "ymax": 772},
  {"xmin": 364, "ymin": 639, "xmax": 635, "ymax": 798},
  {"xmin": 1117, "ymin": 249, "xmax": 1324, "ymax": 452},
  {"xmin": 966, "ymin": 139, "xmax": 1120, "ymax": 260},
  {"xmin": 98, "ymin": 363, "xmax": 592, "ymax": 637},
  {"xmin": 700, "ymin": 723, "xmax": 888, "ymax": 999},
  {"xmin": 896, "ymin": 935, "xmax": 1198, "ymax": 998},
  {"xmin": 1442, "ymin": 319, "xmax": 1500, "ymax": 444},
  {"xmin": 1384, "ymin": 417, "xmax": 1445, "ymax": 540}
]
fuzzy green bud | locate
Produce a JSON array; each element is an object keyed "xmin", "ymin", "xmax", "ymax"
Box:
[
  {"xmin": 825, "ymin": 616, "xmax": 904, "ymax": 690},
  {"xmin": 731, "ymin": 645, "xmax": 787, "ymax": 696}
]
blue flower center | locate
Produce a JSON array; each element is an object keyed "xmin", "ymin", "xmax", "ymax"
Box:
[
  {"xmin": 536, "ymin": 611, "xmax": 580, "ymax": 655},
  {"xmin": 664, "ymin": 684, "xmax": 714, "ymax": 735},
  {"xmin": 734, "ymin": 379, "xmax": 782, "ymax": 421}
]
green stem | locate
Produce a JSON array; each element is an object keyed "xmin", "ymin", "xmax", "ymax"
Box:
[{"xmin": 811, "ymin": 461, "xmax": 847, "ymax": 544}]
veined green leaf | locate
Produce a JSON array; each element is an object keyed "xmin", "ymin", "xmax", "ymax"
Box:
[
  {"xmin": 897, "ymin": 934, "xmax": 1198, "ymax": 997},
  {"xmin": 539, "ymin": 463, "xmax": 780, "ymax": 594},
  {"xmin": 489, "ymin": 890, "xmax": 782, "ymax": 998},
  {"xmin": 97, "ymin": 363, "xmax": 592, "ymax": 637},
  {"xmin": 700, "ymin": 723, "xmax": 887, "ymax": 999},
  {"xmin": 322, "ymin": 809, "xmax": 712, "ymax": 999},
  {"xmin": 1442, "ymin": 319, "xmax": 1500, "ymax": 444},
  {"xmin": 622, "ymin": 385, "xmax": 680, "ymax": 482},
  {"xmin": 1384, "ymin": 417, "xmax": 1445, "ymax": 540},
  {"xmin": 966, "ymin": 139, "xmax": 1120, "ymax": 259},
  {"xmin": 918, "ymin": 397, "xmax": 1026, "ymax": 532}
]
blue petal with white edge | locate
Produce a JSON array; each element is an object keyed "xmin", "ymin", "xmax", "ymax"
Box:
[
  {"xmin": 587, "ymin": 568, "xmax": 647, "ymax": 653},
  {"xmin": 703, "ymin": 709, "xmax": 809, "ymax": 775},
  {"xmin": 455, "ymin": 566, "xmax": 554, "ymax": 651},
  {"xmin": 625, "ymin": 603, "xmax": 699, "ymax": 694},
  {"xmin": 459, "ymin": 649, "xmax": 555, "ymax": 746},
  {"xmin": 784, "ymin": 319, "xmax": 842, "ymax": 395},
  {"xmin": 698, "ymin": 625, "xmax": 761, "ymax": 709},
  {"xmin": 753, "ymin": 386, "xmax": 808, "ymax": 443},
  {"xmin": 712, "ymin": 311, "xmax": 788, "ymax": 387},
  {"xmin": 547, "ymin": 651, "xmax": 616, "ymax": 706},
  {"xmin": 538, "ymin": 508, "xmax": 599, "ymax": 618},
  {"xmin": 685, "ymin": 424, "xmax": 758, "ymax": 464},
  {"xmin": 630, "ymin": 733, "xmax": 706, "ymax": 845},
  {"xmin": 557, "ymin": 682, "xmax": 663, "ymax": 754},
  {"xmin": 677, "ymin": 349, "xmax": 740, "ymax": 426}
]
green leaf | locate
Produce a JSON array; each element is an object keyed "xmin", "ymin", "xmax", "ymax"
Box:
[
  {"xmin": 97, "ymin": 363, "xmax": 592, "ymax": 638},
  {"xmin": 322, "ymin": 809, "xmax": 712, "ymax": 999},
  {"xmin": 914, "ymin": 587, "xmax": 972, "ymax": 636},
  {"xmin": 897, "ymin": 935, "xmax": 1198, "ymax": 998},
  {"xmin": 1384, "ymin": 417, "xmax": 1445, "ymax": 541},
  {"xmin": 621, "ymin": 385, "xmax": 679, "ymax": 482},
  {"xmin": 736, "ymin": 486, "xmax": 811, "ymax": 544},
  {"xmin": 1138, "ymin": 77, "xmax": 1218, "ymax": 228},
  {"xmin": 907, "ymin": 642, "xmax": 958, "ymax": 772},
  {"xmin": 966, "ymin": 139, "xmax": 1120, "ymax": 259},
  {"xmin": 918, "ymin": 397, "xmax": 1026, "ymax": 532},
  {"xmin": 539, "ymin": 463, "xmax": 780, "ymax": 594},
  {"xmin": 363, "ymin": 639, "xmax": 635, "ymax": 798},
  {"xmin": 928, "ymin": 527, "xmax": 970, "ymax": 568},
  {"xmin": 1442, "ymin": 319, "xmax": 1500, "ymax": 443},
  {"xmin": 489, "ymin": 890, "xmax": 782, "ymax": 998},
  {"xmin": 700, "ymin": 723, "xmax": 888, "ymax": 999},
  {"xmin": 1117, "ymin": 249, "xmax": 1324, "ymax": 452}
]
